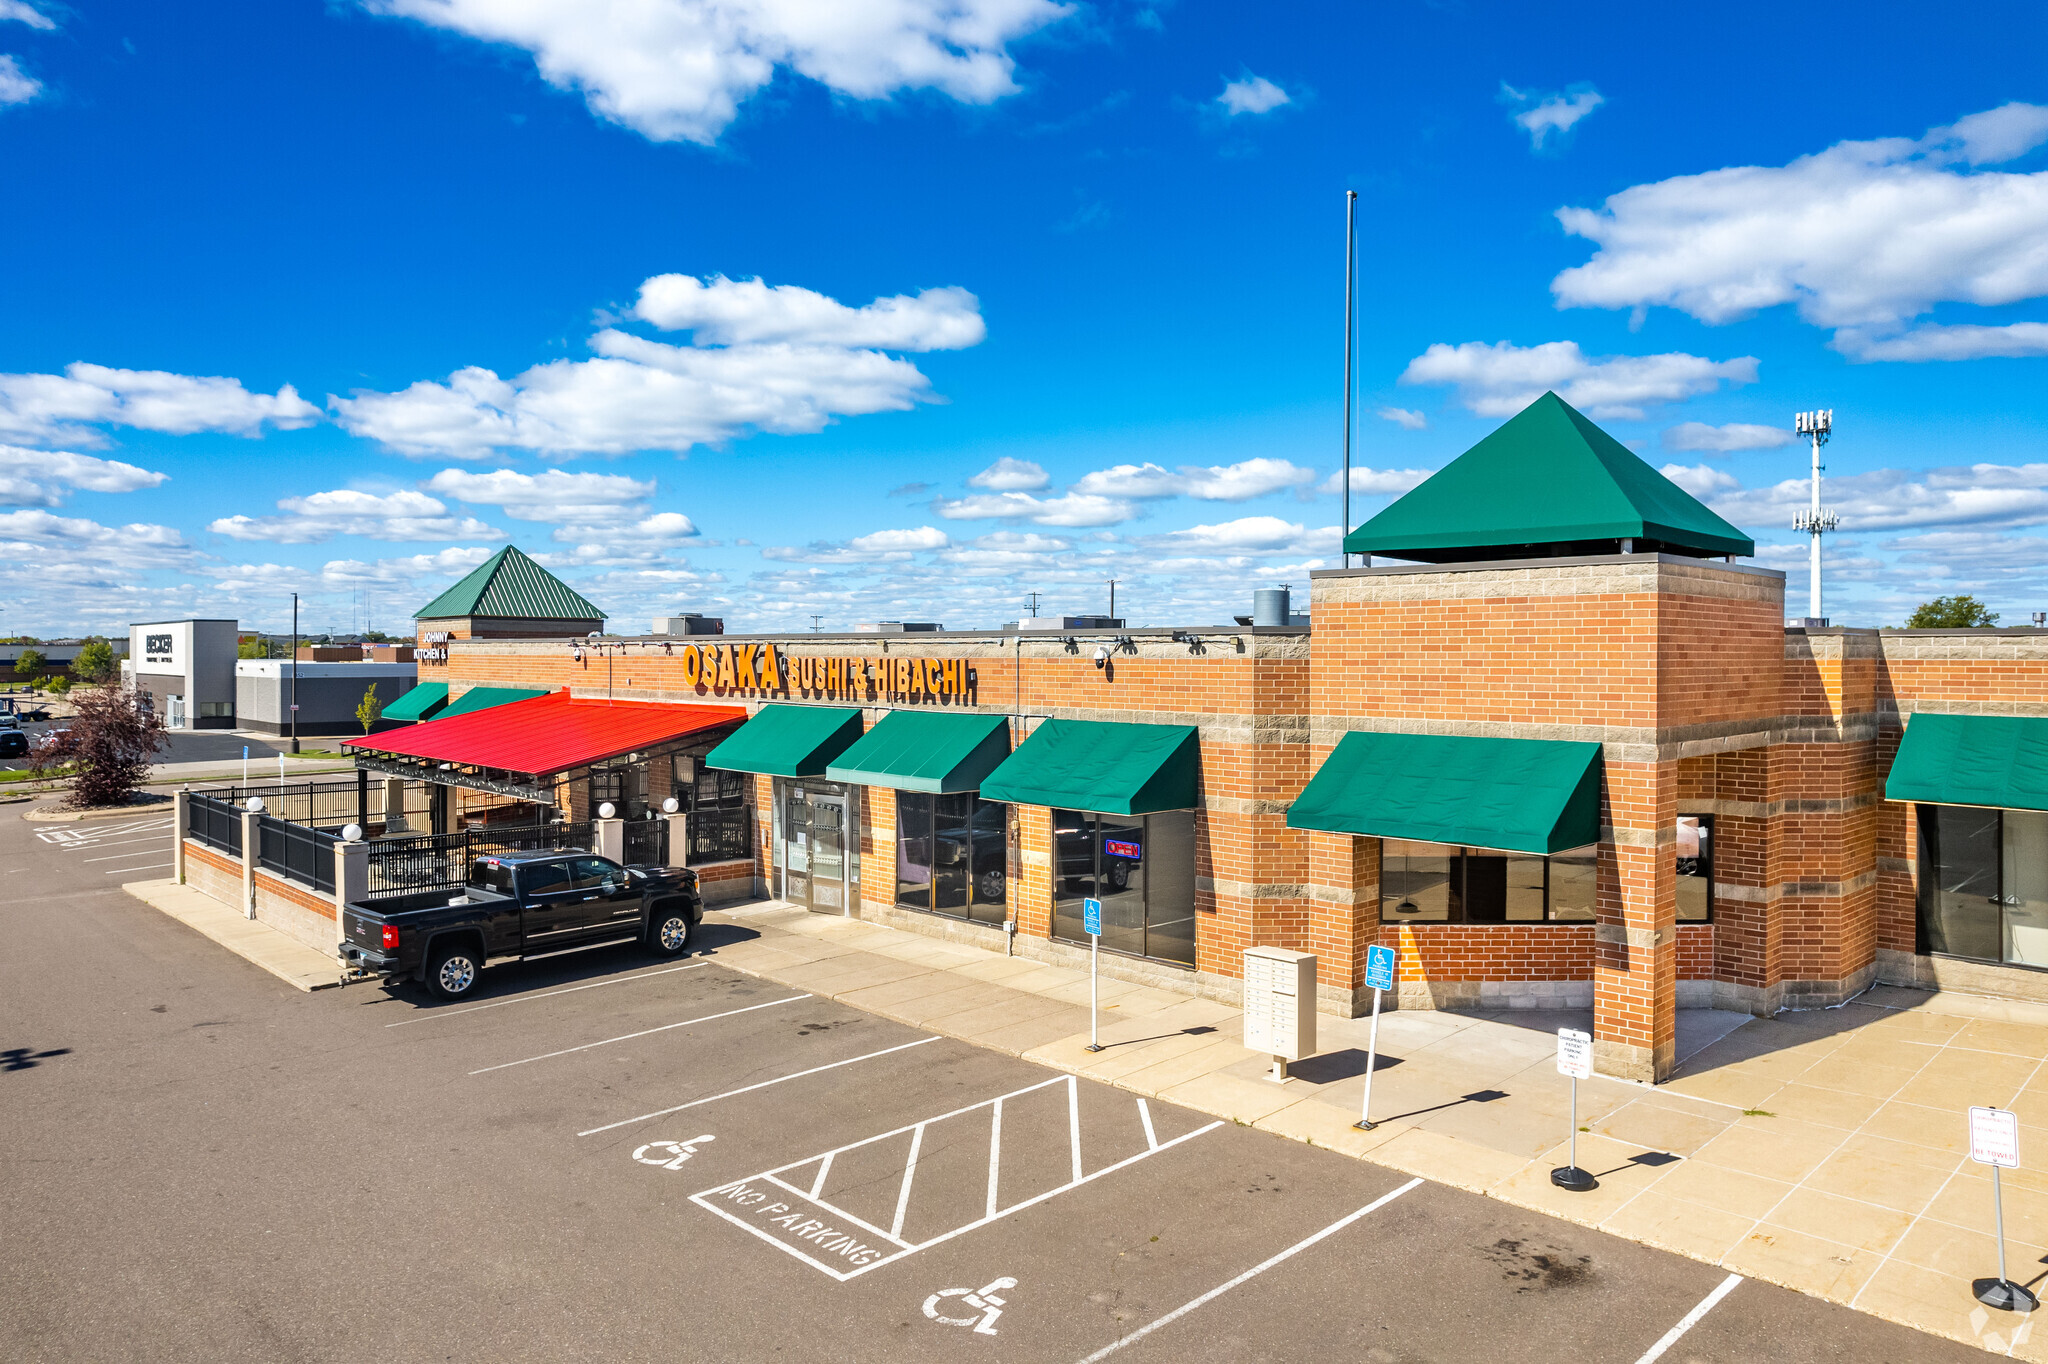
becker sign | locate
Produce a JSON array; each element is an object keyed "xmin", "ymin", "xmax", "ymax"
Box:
[{"xmin": 144, "ymin": 633, "xmax": 175, "ymax": 664}]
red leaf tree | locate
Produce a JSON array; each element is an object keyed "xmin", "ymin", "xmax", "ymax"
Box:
[{"xmin": 35, "ymin": 686, "xmax": 168, "ymax": 810}]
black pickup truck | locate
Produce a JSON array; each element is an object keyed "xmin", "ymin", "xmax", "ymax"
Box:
[{"xmin": 339, "ymin": 852, "xmax": 701, "ymax": 1000}]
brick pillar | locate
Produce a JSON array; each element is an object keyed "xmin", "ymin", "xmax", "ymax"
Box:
[
  {"xmin": 240, "ymin": 808, "xmax": 260, "ymax": 921},
  {"xmin": 1306, "ymin": 831, "xmax": 1379, "ymax": 1016},
  {"xmin": 334, "ymin": 835, "xmax": 368, "ymax": 946},
  {"xmin": 864, "ymin": 786, "xmax": 897, "ymax": 915},
  {"xmin": 664, "ymin": 813, "xmax": 689, "ymax": 869},
  {"xmin": 594, "ymin": 817, "xmax": 624, "ymax": 862},
  {"xmin": 1014, "ymin": 805, "xmax": 1053, "ymax": 939},
  {"xmin": 1594, "ymin": 761, "xmax": 1676, "ymax": 1081},
  {"xmin": 173, "ymin": 789, "xmax": 189, "ymax": 885}
]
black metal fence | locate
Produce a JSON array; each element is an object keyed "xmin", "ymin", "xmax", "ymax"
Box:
[
  {"xmin": 188, "ymin": 792, "xmax": 243, "ymax": 856},
  {"xmin": 687, "ymin": 808, "xmax": 752, "ymax": 865},
  {"xmin": 257, "ymin": 815, "xmax": 338, "ymax": 894},
  {"xmin": 190, "ymin": 778, "xmax": 440, "ymax": 832},
  {"xmin": 624, "ymin": 817, "xmax": 669, "ymax": 866},
  {"xmin": 363, "ymin": 822, "xmax": 592, "ymax": 899}
]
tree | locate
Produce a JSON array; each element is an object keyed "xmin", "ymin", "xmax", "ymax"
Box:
[
  {"xmin": 46, "ymin": 675, "xmax": 73, "ymax": 696},
  {"xmin": 14, "ymin": 647, "xmax": 45, "ymax": 682},
  {"xmin": 34, "ymin": 685, "xmax": 167, "ymax": 810},
  {"xmin": 237, "ymin": 637, "xmax": 270, "ymax": 659},
  {"xmin": 356, "ymin": 683, "xmax": 385, "ymax": 735},
  {"xmin": 1906, "ymin": 595, "xmax": 1999, "ymax": 629},
  {"xmin": 72, "ymin": 640, "xmax": 115, "ymax": 683}
]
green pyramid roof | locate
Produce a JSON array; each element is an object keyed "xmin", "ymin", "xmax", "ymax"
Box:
[
  {"xmin": 415, "ymin": 546, "xmax": 607, "ymax": 622},
  {"xmin": 1344, "ymin": 392, "xmax": 1755, "ymax": 562}
]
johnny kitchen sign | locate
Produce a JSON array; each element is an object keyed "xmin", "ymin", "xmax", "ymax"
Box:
[{"xmin": 655, "ymin": 642, "xmax": 976, "ymax": 704}]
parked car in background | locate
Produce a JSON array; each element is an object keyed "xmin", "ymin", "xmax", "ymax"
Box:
[{"xmin": 0, "ymin": 730, "xmax": 28, "ymax": 759}]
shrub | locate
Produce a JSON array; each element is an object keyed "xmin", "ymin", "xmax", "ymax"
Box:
[{"xmin": 35, "ymin": 686, "xmax": 168, "ymax": 809}]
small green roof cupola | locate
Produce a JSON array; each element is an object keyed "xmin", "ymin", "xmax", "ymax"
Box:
[
  {"xmin": 1344, "ymin": 392, "xmax": 1756, "ymax": 563},
  {"xmin": 415, "ymin": 546, "xmax": 607, "ymax": 623}
]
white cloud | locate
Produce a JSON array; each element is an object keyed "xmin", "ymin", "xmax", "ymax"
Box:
[
  {"xmin": 424, "ymin": 467, "xmax": 657, "ymax": 525},
  {"xmin": 0, "ymin": 363, "xmax": 319, "ymax": 446},
  {"xmin": 0, "ymin": 445, "xmax": 168, "ymax": 507},
  {"xmin": 1069, "ymin": 458, "xmax": 1316, "ymax": 501},
  {"xmin": 1705, "ymin": 462, "xmax": 2048, "ymax": 533},
  {"xmin": 1839, "ymin": 322, "xmax": 2048, "ymax": 363},
  {"xmin": 1399, "ymin": 339, "xmax": 1758, "ymax": 419},
  {"xmin": 0, "ymin": 53, "xmax": 36, "ymax": 106},
  {"xmin": 764, "ymin": 524, "xmax": 950, "ymax": 564},
  {"xmin": 208, "ymin": 489, "xmax": 502, "ymax": 544},
  {"xmin": 930, "ymin": 490, "xmax": 1135, "ymax": 527},
  {"xmin": 968, "ymin": 456, "xmax": 1050, "ymax": 491},
  {"xmin": 1502, "ymin": 83, "xmax": 1604, "ymax": 150},
  {"xmin": 1318, "ymin": 466, "xmax": 1435, "ymax": 497},
  {"xmin": 1659, "ymin": 463, "xmax": 1741, "ymax": 498},
  {"xmin": 1663, "ymin": 421, "xmax": 1796, "ymax": 453},
  {"xmin": 1376, "ymin": 407, "xmax": 1426, "ymax": 430},
  {"xmin": 634, "ymin": 275, "xmax": 985, "ymax": 350},
  {"xmin": 335, "ymin": 274, "xmax": 984, "ymax": 457},
  {"xmin": 1218, "ymin": 75, "xmax": 1289, "ymax": 116},
  {"xmin": 0, "ymin": 2, "xmax": 54, "ymax": 28},
  {"xmin": 1144, "ymin": 516, "xmax": 1340, "ymax": 556},
  {"xmin": 1551, "ymin": 102, "xmax": 2048, "ymax": 357},
  {"xmin": 367, "ymin": 0, "xmax": 1069, "ymax": 145},
  {"xmin": 0, "ymin": 509, "xmax": 194, "ymax": 569}
]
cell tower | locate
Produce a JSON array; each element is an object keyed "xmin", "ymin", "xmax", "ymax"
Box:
[{"xmin": 1792, "ymin": 409, "xmax": 1839, "ymax": 626}]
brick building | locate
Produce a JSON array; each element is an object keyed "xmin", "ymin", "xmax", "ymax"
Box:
[{"xmin": 343, "ymin": 392, "xmax": 2048, "ymax": 1084}]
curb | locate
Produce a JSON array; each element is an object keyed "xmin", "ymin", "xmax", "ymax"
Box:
[{"xmin": 23, "ymin": 797, "xmax": 177, "ymax": 823}]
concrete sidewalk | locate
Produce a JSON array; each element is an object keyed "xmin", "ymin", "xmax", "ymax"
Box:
[
  {"xmin": 124, "ymin": 879, "xmax": 342, "ymax": 992},
  {"xmin": 699, "ymin": 900, "xmax": 2048, "ymax": 1358}
]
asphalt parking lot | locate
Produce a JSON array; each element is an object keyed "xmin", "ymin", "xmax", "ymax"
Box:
[{"xmin": 0, "ymin": 808, "xmax": 1995, "ymax": 1363}]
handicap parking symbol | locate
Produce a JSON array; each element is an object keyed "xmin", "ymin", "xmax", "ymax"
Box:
[
  {"xmin": 633, "ymin": 1135, "xmax": 715, "ymax": 1170},
  {"xmin": 923, "ymin": 1276, "xmax": 1017, "ymax": 1336}
]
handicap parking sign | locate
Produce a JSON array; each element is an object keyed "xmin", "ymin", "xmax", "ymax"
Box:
[
  {"xmin": 1083, "ymin": 898, "xmax": 1102, "ymax": 937},
  {"xmin": 1365, "ymin": 944, "xmax": 1396, "ymax": 992}
]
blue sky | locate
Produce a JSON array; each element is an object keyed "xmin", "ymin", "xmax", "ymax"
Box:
[{"xmin": 3, "ymin": 0, "xmax": 2046, "ymax": 637}]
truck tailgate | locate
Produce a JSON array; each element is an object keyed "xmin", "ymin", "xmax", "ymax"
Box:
[{"xmin": 342, "ymin": 904, "xmax": 390, "ymax": 951}]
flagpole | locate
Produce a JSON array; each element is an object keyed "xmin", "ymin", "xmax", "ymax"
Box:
[{"xmin": 1342, "ymin": 189, "xmax": 1357, "ymax": 570}]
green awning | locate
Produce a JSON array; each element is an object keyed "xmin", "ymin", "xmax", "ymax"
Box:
[
  {"xmin": 379, "ymin": 682, "xmax": 449, "ymax": 723},
  {"xmin": 439, "ymin": 686, "xmax": 551, "ymax": 719},
  {"xmin": 826, "ymin": 711, "xmax": 1011, "ymax": 793},
  {"xmin": 1286, "ymin": 731, "xmax": 1603, "ymax": 855},
  {"xmin": 1886, "ymin": 713, "xmax": 2048, "ymax": 812},
  {"xmin": 706, "ymin": 705, "xmax": 865, "ymax": 778},
  {"xmin": 977, "ymin": 719, "xmax": 1198, "ymax": 815}
]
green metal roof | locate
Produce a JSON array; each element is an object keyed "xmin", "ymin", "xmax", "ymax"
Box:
[
  {"xmin": 826, "ymin": 711, "xmax": 1012, "ymax": 794},
  {"xmin": 1886, "ymin": 713, "xmax": 2048, "ymax": 812},
  {"xmin": 706, "ymin": 705, "xmax": 866, "ymax": 778},
  {"xmin": 977, "ymin": 719, "xmax": 1199, "ymax": 815},
  {"xmin": 1286, "ymin": 731, "xmax": 1604, "ymax": 855},
  {"xmin": 415, "ymin": 546, "xmax": 607, "ymax": 622},
  {"xmin": 438, "ymin": 685, "xmax": 551, "ymax": 719},
  {"xmin": 1344, "ymin": 392, "xmax": 1756, "ymax": 562},
  {"xmin": 378, "ymin": 681, "xmax": 449, "ymax": 723}
]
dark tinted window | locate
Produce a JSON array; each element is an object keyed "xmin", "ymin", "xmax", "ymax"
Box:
[
  {"xmin": 520, "ymin": 862, "xmax": 571, "ymax": 895},
  {"xmin": 468, "ymin": 860, "xmax": 515, "ymax": 894}
]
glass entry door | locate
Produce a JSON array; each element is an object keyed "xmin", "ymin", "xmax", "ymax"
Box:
[{"xmin": 783, "ymin": 781, "xmax": 851, "ymax": 913}]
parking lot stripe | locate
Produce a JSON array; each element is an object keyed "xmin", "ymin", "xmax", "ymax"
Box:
[
  {"xmin": 468, "ymin": 994, "xmax": 811, "ymax": 1074},
  {"xmin": 105, "ymin": 863, "xmax": 171, "ymax": 874},
  {"xmin": 575, "ymin": 1035, "xmax": 943, "ymax": 1136},
  {"xmin": 1068, "ymin": 1078, "xmax": 1084, "ymax": 1183},
  {"xmin": 388, "ymin": 962, "xmax": 707, "ymax": 1027},
  {"xmin": 83, "ymin": 848, "xmax": 172, "ymax": 863},
  {"xmin": 890, "ymin": 1124, "xmax": 925, "ymax": 1239},
  {"xmin": 809, "ymin": 1153, "xmax": 834, "ymax": 1200},
  {"xmin": 1633, "ymin": 1273, "xmax": 1742, "ymax": 1364},
  {"xmin": 74, "ymin": 835, "xmax": 176, "ymax": 854},
  {"xmin": 1137, "ymin": 1099, "xmax": 1158, "ymax": 1151},
  {"xmin": 986, "ymin": 1097, "xmax": 1003, "ymax": 1218},
  {"xmin": 757, "ymin": 1172, "xmax": 914, "ymax": 1249},
  {"xmin": 1075, "ymin": 1177, "xmax": 1426, "ymax": 1362}
]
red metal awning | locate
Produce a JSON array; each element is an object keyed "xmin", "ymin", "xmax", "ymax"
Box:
[{"xmin": 344, "ymin": 690, "xmax": 746, "ymax": 776}]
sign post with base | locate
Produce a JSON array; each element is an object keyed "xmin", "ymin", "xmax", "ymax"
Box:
[
  {"xmin": 1970, "ymin": 1105, "xmax": 2036, "ymax": 1312},
  {"xmin": 1551, "ymin": 1028, "xmax": 1597, "ymax": 1192},
  {"xmin": 1355, "ymin": 943, "xmax": 1396, "ymax": 1131},
  {"xmin": 1083, "ymin": 898, "xmax": 1103, "ymax": 1053}
]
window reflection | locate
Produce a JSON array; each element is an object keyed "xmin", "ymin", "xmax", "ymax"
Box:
[{"xmin": 1380, "ymin": 840, "xmax": 1600, "ymax": 922}]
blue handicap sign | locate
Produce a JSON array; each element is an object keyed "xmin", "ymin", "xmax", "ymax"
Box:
[
  {"xmin": 1083, "ymin": 897, "xmax": 1102, "ymax": 937},
  {"xmin": 1365, "ymin": 943, "xmax": 1396, "ymax": 992}
]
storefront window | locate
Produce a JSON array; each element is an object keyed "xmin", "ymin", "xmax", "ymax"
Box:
[
  {"xmin": 896, "ymin": 793, "xmax": 1007, "ymax": 927},
  {"xmin": 1919, "ymin": 804, "xmax": 2048, "ymax": 967},
  {"xmin": 1676, "ymin": 815, "xmax": 1713, "ymax": 923},
  {"xmin": 1381, "ymin": 840, "xmax": 1599, "ymax": 922},
  {"xmin": 672, "ymin": 748, "xmax": 752, "ymax": 864},
  {"xmin": 1052, "ymin": 809, "xmax": 1196, "ymax": 967}
]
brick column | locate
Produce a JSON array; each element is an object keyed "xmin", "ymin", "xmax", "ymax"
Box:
[
  {"xmin": 664, "ymin": 812, "xmax": 689, "ymax": 869},
  {"xmin": 334, "ymin": 835, "xmax": 368, "ymax": 946},
  {"xmin": 1594, "ymin": 760, "xmax": 1676, "ymax": 1081},
  {"xmin": 863, "ymin": 786, "xmax": 897, "ymax": 915},
  {"xmin": 1305, "ymin": 831, "xmax": 1379, "ymax": 1016},
  {"xmin": 1014, "ymin": 805, "xmax": 1053, "ymax": 939},
  {"xmin": 239, "ymin": 808, "xmax": 260, "ymax": 920},
  {"xmin": 173, "ymin": 789, "xmax": 189, "ymax": 885},
  {"xmin": 594, "ymin": 817, "xmax": 624, "ymax": 862}
]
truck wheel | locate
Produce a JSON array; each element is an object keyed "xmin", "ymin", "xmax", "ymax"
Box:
[
  {"xmin": 649, "ymin": 908, "xmax": 693, "ymax": 957},
  {"xmin": 426, "ymin": 943, "xmax": 481, "ymax": 999},
  {"xmin": 977, "ymin": 868, "xmax": 1005, "ymax": 903}
]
